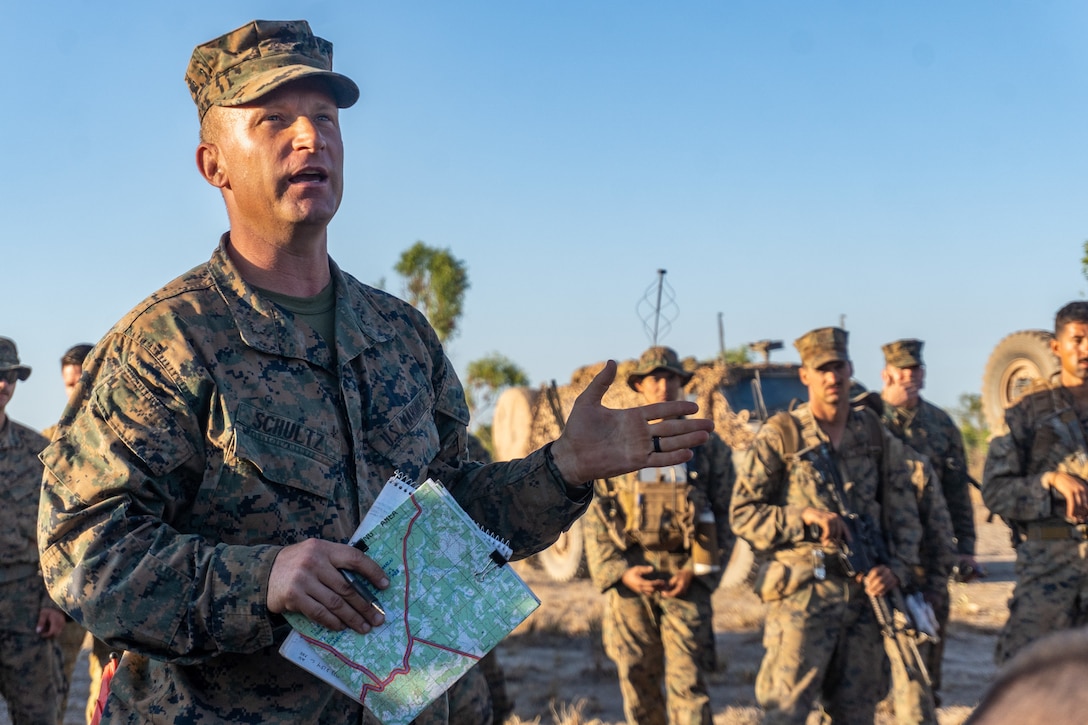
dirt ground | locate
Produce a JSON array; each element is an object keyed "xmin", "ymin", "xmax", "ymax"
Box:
[{"xmin": 499, "ymin": 497, "xmax": 1015, "ymax": 725}]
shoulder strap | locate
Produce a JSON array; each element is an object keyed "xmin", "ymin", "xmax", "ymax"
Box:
[{"xmin": 765, "ymin": 411, "xmax": 802, "ymax": 459}]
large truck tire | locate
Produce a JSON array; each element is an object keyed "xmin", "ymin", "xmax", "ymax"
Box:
[
  {"xmin": 981, "ymin": 330, "xmax": 1058, "ymax": 433},
  {"xmin": 492, "ymin": 387, "xmax": 538, "ymax": 462},
  {"xmin": 535, "ymin": 522, "xmax": 586, "ymax": 582}
]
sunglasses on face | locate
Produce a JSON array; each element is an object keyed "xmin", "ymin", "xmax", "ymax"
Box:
[{"xmin": 0, "ymin": 371, "xmax": 19, "ymax": 384}]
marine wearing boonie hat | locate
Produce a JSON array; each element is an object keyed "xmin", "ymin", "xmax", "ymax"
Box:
[
  {"xmin": 882, "ymin": 339, "xmax": 924, "ymax": 369},
  {"xmin": 185, "ymin": 19, "xmax": 360, "ymax": 120},
  {"xmin": 794, "ymin": 327, "xmax": 849, "ymax": 369},
  {"xmin": 0, "ymin": 337, "xmax": 31, "ymax": 382},
  {"xmin": 626, "ymin": 346, "xmax": 693, "ymax": 391}
]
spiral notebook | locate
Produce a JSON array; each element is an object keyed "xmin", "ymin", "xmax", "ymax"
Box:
[{"xmin": 280, "ymin": 474, "xmax": 540, "ymax": 725}]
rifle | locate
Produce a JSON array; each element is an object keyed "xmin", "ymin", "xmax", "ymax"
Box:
[{"xmin": 801, "ymin": 442, "xmax": 935, "ymax": 692}]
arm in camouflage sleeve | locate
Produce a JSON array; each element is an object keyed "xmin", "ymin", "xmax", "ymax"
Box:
[
  {"xmin": 38, "ymin": 337, "xmax": 281, "ymax": 664},
  {"xmin": 700, "ymin": 433, "xmax": 736, "ymax": 589},
  {"xmin": 911, "ymin": 451, "xmax": 957, "ymax": 592},
  {"xmin": 583, "ymin": 479, "xmax": 636, "ymax": 592},
  {"xmin": 419, "ymin": 353, "xmax": 593, "ymax": 561},
  {"xmin": 933, "ymin": 406, "xmax": 977, "ymax": 555},
  {"xmin": 729, "ymin": 425, "xmax": 807, "ymax": 551},
  {"xmin": 981, "ymin": 404, "xmax": 1053, "ymax": 522},
  {"xmin": 878, "ymin": 431, "xmax": 927, "ymax": 592}
]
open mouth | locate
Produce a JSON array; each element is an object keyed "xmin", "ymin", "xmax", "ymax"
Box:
[{"xmin": 289, "ymin": 170, "xmax": 327, "ymax": 184}]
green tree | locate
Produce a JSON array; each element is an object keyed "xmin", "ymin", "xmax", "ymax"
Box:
[
  {"xmin": 1082, "ymin": 240, "xmax": 1088, "ymax": 286},
  {"xmin": 953, "ymin": 392, "xmax": 989, "ymax": 479},
  {"xmin": 720, "ymin": 345, "xmax": 752, "ymax": 366},
  {"xmin": 394, "ymin": 241, "xmax": 470, "ymax": 343},
  {"xmin": 465, "ymin": 353, "xmax": 530, "ymax": 415}
]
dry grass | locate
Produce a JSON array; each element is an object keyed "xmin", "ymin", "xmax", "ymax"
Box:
[{"xmin": 506, "ymin": 698, "xmax": 607, "ymax": 725}]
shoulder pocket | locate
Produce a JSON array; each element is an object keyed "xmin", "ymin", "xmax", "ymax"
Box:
[{"xmin": 93, "ymin": 365, "xmax": 195, "ymax": 478}]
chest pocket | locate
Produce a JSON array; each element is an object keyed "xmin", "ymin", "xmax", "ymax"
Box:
[
  {"xmin": 196, "ymin": 418, "xmax": 341, "ymax": 544},
  {"xmin": 366, "ymin": 388, "xmax": 441, "ymax": 483}
]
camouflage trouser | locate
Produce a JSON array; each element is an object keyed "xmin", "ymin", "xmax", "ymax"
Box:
[
  {"xmin": 882, "ymin": 584, "xmax": 946, "ymax": 725},
  {"xmin": 57, "ymin": 620, "xmax": 86, "ymax": 717},
  {"xmin": 602, "ymin": 582, "xmax": 713, "ymax": 725},
  {"xmin": 755, "ymin": 577, "xmax": 885, "ymax": 725},
  {"xmin": 0, "ymin": 629, "xmax": 64, "ymax": 725},
  {"xmin": 447, "ymin": 662, "xmax": 494, "ymax": 725},
  {"xmin": 996, "ymin": 539, "xmax": 1088, "ymax": 664},
  {"xmin": 478, "ymin": 649, "xmax": 513, "ymax": 722}
]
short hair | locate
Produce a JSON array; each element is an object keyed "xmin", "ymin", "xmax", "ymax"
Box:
[
  {"xmin": 60, "ymin": 344, "xmax": 93, "ymax": 368},
  {"xmin": 1055, "ymin": 301, "xmax": 1088, "ymax": 335},
  {"xmin": 967, "ymin": 628, "xmax": 1088, "ymax": 724}
]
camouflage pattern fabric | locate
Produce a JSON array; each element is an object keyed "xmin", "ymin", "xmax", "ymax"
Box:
[
  {"xmin": 38, "ymin": 239, "xmax": 592, "ymax": 725},
  {"xmin": 602, "ymin": 584, "xmax": 713, "ymax": 725},
  {"xmin": 730, "ymin": 404, "xmax": 925, "ymax": 723},
  {"xmin": 882, "ymin": 399, "xmax": 962, "ymax": 710},
  {"xmin": 757, "ymin": 578, "xmax": 886, "ymax": 724},
  {"xmin": 445, "ymin": 661, "xmax": 493, "ymax": 725},
  {"xmin": 477, "ymin": 649, "xmax": 513, "ymax": 723},
  {"xmin": 883, "ymin": 398, "xmax": 976, "ymax": 556},
  {"xmin": 585, "ymin": 432, "xmax": 736, "ymax": 592},
  {"xmin": 0, "ymin": 417, "xmax": 63, "ymax": 724},
  {"xmin": 584, "ymin": 432, "xmax": 733, "ymax": 725},
  {"xmin": 982, "ymin": 379, "xmax": 1088, "ymax": 664}
]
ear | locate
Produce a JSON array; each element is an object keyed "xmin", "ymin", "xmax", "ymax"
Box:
[
  {"xmin": 799, "ymin": 366, "xmax": 811, "ymax": 386},
  {"xmin": 1051, "ymin": 334, "xmax": 1062, "ymax": 358},
  {"xmin": 880, "ymin": 366, "xmax": 894, "ymax": 386},
  {"xmin": 196, "ymin": 142, "xmax": 228, "ymax": 189}
]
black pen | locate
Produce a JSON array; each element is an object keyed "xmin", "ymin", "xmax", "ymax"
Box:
[{"xmin": 340, "ymin": 539, "xmax": 386, "ymax": 617}]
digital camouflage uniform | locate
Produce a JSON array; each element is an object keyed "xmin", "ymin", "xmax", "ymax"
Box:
[
  {"xmin": 38, "ymin": 241, "xmax": 592, "ymax": 725},
  {"xmin": 0, "ymin": 414, "xmax": 63, "ymax": 725},
  {"xmin": 730, "ymin": 403, "xmax": 925, "ymax": 725},
  {"xmin": 584, "ymin": 430, "xmax": 734, "ymax": 725},
  {"xmin": 882, "ymin": 396, "xmax": 969, "ymax": 700},
  {"xmin": 982, "ymin": 379, "xmax": 1088, "ymax": 664}
]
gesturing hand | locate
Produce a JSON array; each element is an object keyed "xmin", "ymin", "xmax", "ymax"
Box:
[
  {"xmin": 267, "ymin": 539, "xmax": 389, "ymax": 634},
  {"xmin": 549, "ymin": 360, "xmax": 712, "ymax": 483}
]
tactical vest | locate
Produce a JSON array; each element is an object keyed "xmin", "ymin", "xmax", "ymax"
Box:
[{"xmin": 602, "ymin": 447, "xmax": 703, "ymax": 552}]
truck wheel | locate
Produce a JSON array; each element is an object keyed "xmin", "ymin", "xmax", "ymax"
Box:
[
  {"xmin": 981, "ymin": 330, "xmax": 1058, "ymax": 433},
  {"xmin": 535, "ymin": 523, "xmax": 586, "ymax": 582},
  {"xmin": 492, "ymin": 387, "xmax": 538, "ymax": 462},
  {"xmin": 720, "ymin": 538, "xmax": 759, "ymax": 590}
]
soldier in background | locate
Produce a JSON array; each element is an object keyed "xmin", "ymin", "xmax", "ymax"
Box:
[
  {"xmin": 0, "ymin": 336, "xmax": 66, "ymax": 724},
  {"xmin": 731, "ymin": 327, "xmax": 925, "ymax": 724},
  {"xmin": 880, "ymin": 338, "xmax": 974, "ymax": 708},
  {"xmin": 983, "ymin": 300, "xmax": 1088, "ymax": 663},
  {"xmin": 584, "ymin": 346, "xmax": 735, "ymax": 725}
]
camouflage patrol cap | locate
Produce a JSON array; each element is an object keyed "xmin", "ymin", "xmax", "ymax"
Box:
[
  {"xmin": 794, "ymin": 327, "xmax": 849, "ymax": 369},
  {"xmin": 882, "ymin": 338, "xmax": 924, "ymax": 368},
  {"xmin": 186, "ymin": 20, "xmax": 360, "ymax": 120},
  {"xmin": 626, "ymin": 346, "xmax": 693, "ymax": 391},
  {"xmin": 0, "ymin": 337, "xmax": 31, "ymax": 381}
]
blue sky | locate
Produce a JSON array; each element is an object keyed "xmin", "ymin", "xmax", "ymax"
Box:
[{"xmin": 4, "ymin": 1, "xmax": 1088, "ymax": 431}]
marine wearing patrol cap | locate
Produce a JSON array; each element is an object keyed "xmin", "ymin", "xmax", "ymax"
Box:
[
  {"xmin": 883, "ymin": 338, "xmax": 924, "ymax": 369},
  {"xmin": 794, "ymin": 327, "xmax": 849, "ymax": 369},
  {"xmin": 626, "ymin": 346, "xmax": 694, "ymax": 391},
  {"xmin": 186, "ymin": 19, "xmax": 360, "ymax": 120},
  {"xmin": 0, "ymin": 337, "xmax": 31, "ymax": 381}
]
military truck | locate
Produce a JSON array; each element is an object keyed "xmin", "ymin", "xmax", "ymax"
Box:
[
  {"xmin": 980, "ymin": 330, "xmax": 1059, "ymax": 433},
  {"xmin": 490, "ymin": 341, "xmax": 806, "ymax": 586}
]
